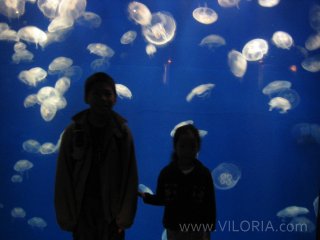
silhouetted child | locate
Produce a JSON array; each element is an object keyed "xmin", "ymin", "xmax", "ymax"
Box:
[{"xmin": 139, "ymin": 124, "xmax": 216, "ymax": 240}]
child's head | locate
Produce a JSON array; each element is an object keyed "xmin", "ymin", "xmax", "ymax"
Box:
[{"xmin": 172, "ymin": 124, "xmax": 201, "ymax": 162}]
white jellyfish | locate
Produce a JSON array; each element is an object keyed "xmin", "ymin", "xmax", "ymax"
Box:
[
  {"xmin": 0, "ymin": 29, "xmax": 19, "ymax": 41},
  {"xmin": 58, "ymin": 0, "xmax": 86, "ymax": 20},
  {"xmin": 24, "ymin": 94, "xmax": 38, "ymax": 108},
  {"xmin": 37, "ymin": 87, "xmax": 60, "ymax": 104},
  {"xmin": 120, "ymin": 30, "xmax": 137, "ymax": 45},
  {"xmin": 268, "ymin": 97, "xmax": 291, "ymax": 113},
  {"xmin": 242, "ymin": 38, "xmax": 269, "ymax": 61},
  {"xmin": 28, "ymin": 217, "xmax": 47, "ymax": 229},
  {"xmin": 90, "ymin": 58, "xmax": 109, "ymax": 71},
  {"xmin": 228, "ymin": 50, "xmax": 247, "ymax": 78},
  {"xmin": 11, "ymin": 207, "xmax": 26, "ymax": 218},
  {"xmin": 87, "ymin": 43, "xmax": 115, "ymax": 58},
  {"xmin": 55, "ymin": 77, "xmax": 71, "ymax": 95},
  {"xmin": 11, "ymin": 174, "xmax": 23, "ymax": 183},
  {"xmin": 262, "ymin": 80, "xmax": 292, "ymax": 96},
  {"xmin": 277, "ymin": 206, "xmax": 309, "ymax": 218},
  {"xmin": 13, "ymin": 160, "xmax": 33, "ymax": 175},
  {"xmin": 0, "ymin": 0, "xmax": 26, "ymax": 19},
  {"xmin": 17, "ymin": 26, "xmax": 47, "ymax": 47},
  {"xmin": 301, "ymin": 54, "xmax": 320, "ymax": 72},
  {"xmin": 116, "ymin": 84, "xmax": 132, "ymax": 100},
  {"xmin": 12, "ymin": 49, "xmax": 34, "ymax": 64},
  {"xmin": 142, "ymin": 12, "xmax": 176, "ymax": 46},
  {"xmin": 40, "ymin": 28, "xmax": 70, "ymax": 48},
  {"xmin": 271, "ymin": 31, "xmax": 293, "ymax": 49},
  {"xmin": 211, "ymin": 163, "xmax": 241, "ymax": 190},
  {"xmin": 146, "ymin": 44, "xmax": 157, "ymax": 56},
  {"xmin": 289, "ymin": 217, "xmax": 315, "ymax": 232},
  {"xmin": 49, "ymin": 57, "xmax": 73, "ymax": 74},
  {"xmin": 76, "ymin": 11, "xmax": 101, "ymax": 28},
  {"xmin": 0, "ymin": 22, "xmax": 9, "ymax": 32},
  {"xmin": 128, "ymin": 1, "xmax": 152, "ymax": 26},
  {"xmin": 61, "ymin": 65, "xmax": 82, "ymax": 81},
  {"xmin": 186, "ymin": 83, "xmax": 215, "ymax": 102},
  {"xmin": 314, "ymin": 196, "xmax": 319, "ymax": 216},
  {"xmin": 198, "ymin": 130, "xmax": 208, "ymax": 138},
  {"xmin": 23, "ymin": 139, "xmax": 41, "ymax": 153},
  {"xmin": 217, "ymin": 0, "xmax": 241, "ymax": 8},
  {"xmin": 18, "ymin": 67, "xmax": 47, "ymax": 87},
  {"xmin": 48, "ymin": 15, "xmax": 74, "ymax": 33},
  {"xmin": 258, "ymin": 0, "xmax": 280, "ymax": 8},
  {"xmin": 199, "ymin": 34, "xmax": 226, "ymax": 49},
  {"xmin": 39, "ymin": 142, "xmax": 56, "ymax": 154},
  {"xmin": 192, "ymin": 7, "xmax": 218, "ymax": 25},
  {"xmin": 40, "ymin": 101, "xmax": 58, "ymax": 121},
  {"xmin": 170, "ymin": 120, "xmax": 194, "ymax": 137},
  {"xmin": 305, "ymin": 33, "xmax": 320, "ymax": 51},
  {"xmin": 310, "ymin": 5, "xmax": 320, "ymax": 32},
  {"xmin": 37, "ymin": 0, "xmax": 61, "ymax": 19},
  {"xmin": 138, "ymin": 184, "xmax": 153, "ymax": 194},
  {"xmin": 275, "ymin": 88, "xmax": 300, "ymax": 109}
]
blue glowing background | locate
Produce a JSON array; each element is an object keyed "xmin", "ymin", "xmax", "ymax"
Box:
[{"xmin": 0, "ymin": 0, "xmax": 319, "ymax": 239}]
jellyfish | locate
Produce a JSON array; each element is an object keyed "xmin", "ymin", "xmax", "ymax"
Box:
[
  {"xmin": 11, "ymin": 207, "xmax": 26, "ymax": 218},
  {"xmin": 11, "ymin": 174, "xmax": 23, "ymax": 183},
  {"xmin": 0, "ymin": 0, "xmax": 26, "ymax": 19},
  {"xmin": 268, "ymin": 97, "xmax": 291, "ymax": 113},
  {"xmin": 87, "ymin": 43, "xmax": 115, "ymax": 58},
  {"xmin": 275, "ymin": 88, "xmax": 300, "ymax": 109},
  {"xmin": 61, "ymin": 65, "xmax": 82, "ymax": 81},
  {"xmin": 37, "ymin": 0, "xmax": 61, "ymax": 19},
  {"xmin": 37, "ymin": 87, "xmax": 60, "ymax": 104},
  {"xmin": 18, "ymin": 67, "xmax": 47, "ymax": 87},
  {"xmin": 0, "ymin": 22, "xmax": 9, "ymax": 32},
  {"xmin": 217, "ymin": 0, "xmax": 241, "ymax": 8},
  {"xmin": 192, "ymin": 7, "xmax": 218, "ymax": 25},
  {"xmin": 301, "ymin": 54, "xmax": 320, "ymax": 72},
  {"xmin": 242, "ymin": 38, "xmax": 269, "ymax": 61},
  {"xmin": 12, "ymin": 49, "xmax": 34, "ymax": 64},
  {"xmin": 142, "ymin": 12, "xmax": 176, "ymax": 46},
  {"xmin": 271, "ymin": 31, "xmax": 293, "ymax": 49},
  {"xmin": 24, "ymin": 94, "xmax": 38, "ymax": 108},
  {"xmin": 258, "ymin": 0, "xmax": 280, "ymax": 8},
  {"xmin": 28, "ymin": 217, "xmax": 47, "ymax": 229},
  {"xmin": 90, "ymin": 58, "xmax": 109, "ymax": 71},
  {"xmin": 0, "ymin": 29, "xmax": 19, "ymax": 41},
  {"xmin": 48, "ymin": 15, "xmax": 74, "ymax": 33},
  {"xmin": 39, "ymin": 142, "xmax": 56, "ymax": 154},
  {"xmin": 40, "ymin": 101, "xmax": 58, "ymax": 121},
  {"xmin": 14, "ymin": 42, "xmax": 26, "ymax": 51},
  {"xmin": 55, "ymin": 77, "xmax": 71, "ymax": 95},
  {"xmin": 262, "ymin": 80, "xmax": 292, "ymax": 95},
  {"xmin": 305, "ymin": 33, "xmax": 320, "ymax": 51},
  {"xmin": 276, "ymin": 206, "xmax": 309, "ymax": 219},
  {"xmin": 228, "ymin": 50, "xmax": 247, "ymax": 78},
  {"xmin": 170, "ymin": 120, "xmax": 194, "ymax": 137},
  {"xmin": 13, "ymin": 160, "xmax": 33, "ymax": 175},
  {"xmin": 116, "ymin": 84, "xmax": 132, "ymax": 100},
  {"xmin": 76, "ymin": 11, "xmax": 101, "ymax": 28},
  {"xmin": 120, "ymin": 30, "xmax": 137, "ymax": 45},
  {"xmin": 17, "ymin": 26, "xmax": 47, "ymax": 47},
  {"xmin": 211, "ymin": 163, "xmax": 241, "ymax": 190},
  {"xmin": 23, "ymin": 139, "xmax": 41, "ymax": 153},
  {"xmin": 40, "ymin": 28, "xmax": 70, "ymax": 48},
  {"xmin": 146, "ymin": 44, "xmax": 157, "ymax": 56},
  {"xmin": 138, "ymin": 184, "xmax": 153, "ymax": 194},
  {"xmin": 49, "ymin": 57, "xmax": 73, "ymax": 74},
  {"xmin": 128, "ymin": 1, "xmax": 152, "ymax": 26},
  {"xmin": 314, "ymin": 196, "xmax": 319, "ymax": 216},
  {"xmin": 186, "ymin": 83, "xmax": 215, "ymax": 102},
  {"xmin": 58, "ymin": 0, "xmax": 87, "ymax": 20},
  {"xmin": 289, "ymin": 217, "xmax": 315, "ymax": 232},
  {"xmin": 310, "ymin": 4, "xmax": 320, "ymax": 32},
  {"xmin": 199, "ymin": 34, "xmax": 226, "ymax": 49}
]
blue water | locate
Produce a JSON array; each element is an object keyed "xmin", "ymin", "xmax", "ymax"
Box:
[{"xmin": 0, "ymin": 0, "xmax": 319, "ymax": 239}]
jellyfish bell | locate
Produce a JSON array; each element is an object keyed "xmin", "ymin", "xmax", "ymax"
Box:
[
  {"xmin": 186, "ymin": 83, "xmax": 215, "ymax": 102},
  {"xmin": 262, "ymin": 80, "xmax": 292, "ymax": 96},
  {"xmin": 48, "ymin": 15, "xmax": 74, "ymax": 33},
  {"xmin": 55, "ymin": 77, "xmax": 71, "ymax": 95},
  {"xmin": 128, "ymin": 1, "xmax": 152, "ymax": 26},
  {"xmin": 116, "ymin": 84, "xmax": 132, "ymax": 99},
  {"xmin": 310, "ymin": 4, "xmax": 320, "ymax": 32},
  {"xmin": 11, "ymin": 174, "xmax": 23, "ymax": 183},
  {"xmin": 0, "ymin": 22, "xmax": 9, "ymax": 32},
  {"xmin": 142, "ymin": 12, "xmax": 176, "ymax": 46},
  {"xmin": 37, "ymin": 0, "xmax": 61, "ymax": 19},
  {"xmin": 217, "ymin": 0, "xmax": 241, "ymax": 8},
  {"xmin": 17, "ymin": 26, "xmax": 47, "ymax": 47},
  {"xmin": 242, "ymin": 38, "xmax": 269, "ymax": 61},
  {"xmin": 40, "ymin": 142, "xmax": 56, "ymax": 154},
  {"xmin": 58, "ymin": 0, "xmax": 87, "ymax": 20},
  {"xmin": 211, "ymin": 163, "xmax": 241, "ymax": 190},
  {"xmin": 271, "ymin": 31, "xmax": 294, "ymax": 50},
  {"xmin": 13, "ymin": 160, "xmax": 33, "ymax": 175},
  {"xmin": 87, "ymin": 43, "xmax": 115, "ymax": 58},
  {"xmin": 18, "ymin": 67, "xmax": 47, "ymax": 87},
  {"xmin": 228, "ymin": 50, "xmax": 247, "ymax": 78},
  {"xmin": 192, "ymin": 7, "xmax": 218, "ymax": 25},
  {"xmin": 138, "ymin": 184, "xmax": 153, "ymax": 194},
  {"xmin": 258, "ymin": 0, "xmax": 280, "ymax": 8},
  {"xmin": 0, "ymin": 29, "xmax": 19, "ymax": 41},
  {"xmin": 305, "ymin": 33, "xmax": 320, "ymax": 51},
  {"xmin": 28, "ymin": 217, "xmax": 47, "ymax": 229},
  {"xmin": 120, "ymin": 30, "xmax": 137, "ymax": 45},
  {"xmin": 48, "ymin": 57, "xmax": 73, "ymax": 74},
  {"xmin": 301, "ymin": 54, "xmax": 320, "ymax": 72},
  {"xmin": 23, "ymin": 139, "xmax": 41, "ymax": 153},
  {"xmin": 277, "ymin": 206, "xmax": 309, "ymax": 218},
  {"xmin": 268, "ymin": 97, "xmax": 291, "ymax": 113},
  {"xmin": 146, "ymin": 44, "xmax": 157, "ymax": 56},
  {"xmin": 76, "ymin": 11, "xmax": 101, "ymax": 28},
  {"xmin": 40, "ymin": 101, "xmax": 58, "ymax": 121},
  {"xmin": 24, "ymin": 94, "xmax": 38, "ymax": 108},
  {"xmin": 170, "ymin": 120, "xmax": 194, "ymax": 137},
  {"xmin": 90, "ymin": 58, "xmax": 109, "ymax": 71},
  {"xmin": 199, "ymin": 34, "xmax": 226, "ymax": 49},
  {"xmin": 11, "ymin": 207, "xmax": 26, "ymax": 218},
  {"xmin": 0, "ymin": 0, "xmax": 26, "ymax": 19},
  {"xmin": 275, "ymin": 88, "xmax": 300, "ymax": 109}
]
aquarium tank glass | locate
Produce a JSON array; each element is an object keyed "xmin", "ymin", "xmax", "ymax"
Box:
[{"xmin": 0, "ymin": 0, "xmax": 319, "ymax": 240}]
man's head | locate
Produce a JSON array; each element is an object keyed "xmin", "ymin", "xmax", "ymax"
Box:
[{"xmin": 84, "ymin": 72, "xmax": 117, "ymax": 115}]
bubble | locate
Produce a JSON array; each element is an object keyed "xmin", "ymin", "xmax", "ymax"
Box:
[
  {"xmin": 120, "ymin": 30, "xmax": 137, "ymax": 45},
  {"xmin": 138, "ymin": 184, "xmax": 153, "ymax": 194},
  {"xmin": 116, "ymin": 84, "xmax": 132, "ymax": 100},
  {"xmin": 13, "ymin": 160, "xmax": 33, "ymax": 174},
  {"xmin": 142, "ymin": 12, "xmax": 176, "ymax": 46},
  {"xmin": 186, "ymin": 83, "xmax": 215, "ymax": 102},
  {"xmin": 28, "ymin": 217, "xmax": 47, "ymax": 229},
  {"xmin": 193, "ymin": 7, "xmax": 218, "ymax": 25},
  {"xmin": 258, "ymin": 0, "xmax": 280, "ymax": 8},
  {"xmin": 87, "ymin": 43, "xmax": 115, "ymax": 58},
  {"xmin": 23, "ymin": 139, "xmax": 41, "ymax": 153},
  {"xmin": 242, "ymin": 38, "xmax": 269, "ymax": 61},
  {"xmin": 271, "ymin": 31, "xmax": 293, "ymax": 49},
  {"xmin": 18, "ymin": 67, "xmax": 47, "ymax": 87},
  {"xmin": 268, "ymin": 97, "xmax": 291, "ymax": 113},
  {"xmin": 11, "ymin": 174, "xmax": 23, "ymax": 183},
  {"xmin": 228, "ymin": 50, "xmax": 247, "ymax": 78},
  {"xmin": 11, "ymin": 207, "xmax": 26, "ymax": 218},
  {"xmin": 211, "ymin": 163, "xmax": 241, "ymax": 190},
  {"xmin": 128, "ymin": 1, "xmax": 152, "ymax": 26}
]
